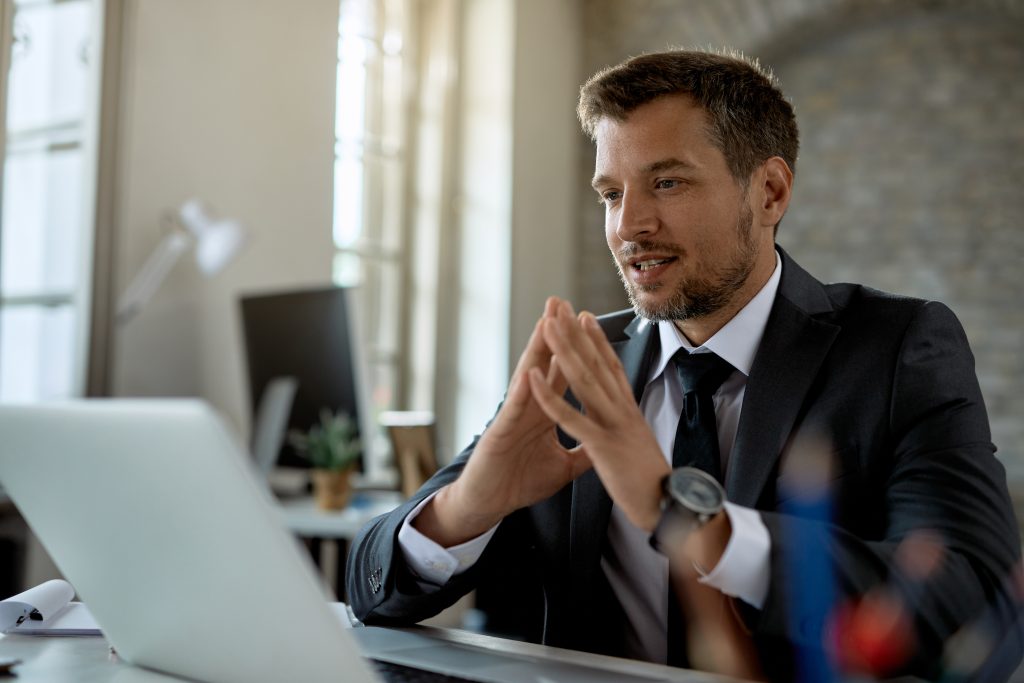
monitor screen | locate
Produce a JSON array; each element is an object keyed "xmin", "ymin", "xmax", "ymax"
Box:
[{"xmin": 240, "ymin": 287, "xmax": 368, "ymax": 470}]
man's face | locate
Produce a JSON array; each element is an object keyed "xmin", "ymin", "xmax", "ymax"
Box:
[{"xmin": 592, "ymin": 94, "xmax": 773, "ymax": 322}]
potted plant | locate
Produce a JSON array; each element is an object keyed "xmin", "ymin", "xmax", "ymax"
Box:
[{"xmin": 289, "ymin": 409, "xmax": 362, "ymax": 510}]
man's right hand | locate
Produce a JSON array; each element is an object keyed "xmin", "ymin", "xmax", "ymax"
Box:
[{"xmin": 412, "ymin": 298, "xmax": 592, "ymax": 547}]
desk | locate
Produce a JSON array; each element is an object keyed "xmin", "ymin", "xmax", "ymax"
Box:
[
  {"xmin": 0, "ymin": 625, "xmax": 751, "ymax": 683},
  {"xmin": 278, "ymin": 491, "xmax": 403, "ymax": 597}
]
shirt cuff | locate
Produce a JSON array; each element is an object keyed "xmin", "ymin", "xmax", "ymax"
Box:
[
  {"xmin": 397, "ymin": 490, "xmax": 499, "ymax": 588},
  {"xmin": 697, "ymin": 501, "xmax": 771, "ymax": 609}
]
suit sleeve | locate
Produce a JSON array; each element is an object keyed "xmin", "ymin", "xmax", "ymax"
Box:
[
  {"xmin": 752, "ymin": 301, "xmax": 1021, "ymax": 679},
  {"xmin": 345, "ymin": 441, "xmax": 483, "ymax": 625}
]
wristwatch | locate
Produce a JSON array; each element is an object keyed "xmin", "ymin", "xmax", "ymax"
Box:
[{"xmin": 649, "ymin": 467, "xmax": 725, "ymax": 553}]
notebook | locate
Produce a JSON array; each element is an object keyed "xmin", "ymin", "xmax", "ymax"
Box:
[
  {"xmin": 0, "ymin": 579, "xmax": 101, "ymax": 635},
  {"xmin": 0, "ymin": 400, "xmax": 693, "ymax": 683}
]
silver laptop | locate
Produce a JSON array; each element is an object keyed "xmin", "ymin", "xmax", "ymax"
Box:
[{"xmin": 0, "ymin": 400, "xmax": 705, "ymax": 683}]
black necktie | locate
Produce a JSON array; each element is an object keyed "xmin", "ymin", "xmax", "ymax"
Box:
[
  {"xmin": 666, "ymin": 350, "xmax": 733, "ymax": 667},
  {"xmin": 670, "ymin": 350, "xmax": 734, "ymax": 481}
]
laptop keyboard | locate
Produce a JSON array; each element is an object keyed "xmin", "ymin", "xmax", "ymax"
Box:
[{"xmin": 371, "ymin": 659, "xmax": 483, "ymax": 683}]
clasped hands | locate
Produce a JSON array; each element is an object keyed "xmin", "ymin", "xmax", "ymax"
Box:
[
  {"xmin": 414, "ymin": 297, "xmax": 669, "ymax": 547},
  {"xmin": 412, "ymin": 297, "xmax": 752, "ymax": 676}
]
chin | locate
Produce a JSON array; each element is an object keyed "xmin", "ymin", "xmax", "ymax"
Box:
[{"xmin": 628, "ymin": 288, "xmax": 677, "ymax": 321}]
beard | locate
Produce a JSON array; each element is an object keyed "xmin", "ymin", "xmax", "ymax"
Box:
[{"xmin": 614, "ymin": 203, "xmax": 758, "ymax": 322}]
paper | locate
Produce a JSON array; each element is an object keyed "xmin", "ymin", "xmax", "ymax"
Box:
[{"xmin": 1, "ymin": 579, "xmax": 101, "ymax": 636}]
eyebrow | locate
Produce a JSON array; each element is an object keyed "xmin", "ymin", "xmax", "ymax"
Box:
[{"xmin": 591, "ymin": 157, "xmax": 698, "ymax": 190}]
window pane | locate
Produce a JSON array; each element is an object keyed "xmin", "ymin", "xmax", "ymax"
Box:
[
  {"xmin": 2, "ymin": 146, "xmax": 84, "ymax": 295},
  {"xmin": 339, "ymin": 0, "xmax": 375, "ymax": 42},
  {"xmin": 0, "ymin": 304, "xmax": 76, "ymax": 402},
  {"xmin": 337, "ymin": 47, "xmax": 367, "ymax": 142},
  {"xmin": 333, "ymin": 156, "xmax": 364, "ymax": 249},
  {"xmin": 7, "ymin": 0, "xmax": 92, "ymax": 133},
  {"xmin": 332, "ymin": 251, "xmax": 362, "ymax": 288},
  {"xmin": 365, "ymin": 153, "xmax": 403, "ymax": 250}
]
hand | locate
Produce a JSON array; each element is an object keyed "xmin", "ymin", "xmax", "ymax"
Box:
[
  {"xmin": 528, "ymin": 298, "xmax": 669, "ymax": 532},
  {"xmin": 671, "ymin": 573, "xmax": 765, "ymax": 680},
  {"xmin": 414, "ymin": 298, "xmax": 592, "ymax": 547}
]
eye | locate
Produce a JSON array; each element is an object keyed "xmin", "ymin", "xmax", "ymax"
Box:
[
  {"xmin": 599, "ymin": 189, "xmax": 622, "ymax": 205},
  {"xmin": 654, "ymin": 178, "xmax": 681, "ymax": 190}
]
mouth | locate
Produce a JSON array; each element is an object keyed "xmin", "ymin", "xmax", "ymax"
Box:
[{"xmin": 628, "ymin": 255, "xmax": 678, "ymax": 272}]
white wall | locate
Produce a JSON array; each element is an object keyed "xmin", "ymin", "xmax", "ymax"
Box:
[{"xmin": 110, "ymin": 0, "xmax": 339, "ymax": 437}]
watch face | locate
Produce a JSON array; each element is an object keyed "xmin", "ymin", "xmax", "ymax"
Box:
[{"xmin": 669, "ymin": 468, "xmax": 725, "ymax": 515}]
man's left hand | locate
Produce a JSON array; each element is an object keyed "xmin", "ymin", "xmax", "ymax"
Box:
[{"xmin": 528, "ymin": 298, "xmax": 669, "ymax": 532}]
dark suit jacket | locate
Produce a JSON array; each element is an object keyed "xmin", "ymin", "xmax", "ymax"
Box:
[{"xmin": 347, "ymin": 248, "xmax": 1021, "ymax": 680}]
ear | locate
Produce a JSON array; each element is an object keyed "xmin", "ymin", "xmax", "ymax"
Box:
[{"xmin": 753, "ymin": 157, "xmax": 793, "ymax": 229}]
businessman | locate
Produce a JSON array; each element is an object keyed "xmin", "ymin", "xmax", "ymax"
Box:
[{"xmin": 347, "ymin": 49, "xmax": 1021, "ymax": 680}]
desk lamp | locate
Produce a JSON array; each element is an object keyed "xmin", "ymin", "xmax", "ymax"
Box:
[{"xmin": 115, "ymin": 199, "xmax": 247, "ymax": 324}]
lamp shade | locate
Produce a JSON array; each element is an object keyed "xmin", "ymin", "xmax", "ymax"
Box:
[{"xmin": 178, "ymin": 199, "xmax": 248, "ymax": 275}]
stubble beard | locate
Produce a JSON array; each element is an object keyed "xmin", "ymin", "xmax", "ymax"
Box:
[{"xmin": 615, "ymin": 203, "xmax": 758, "ymax": 322}]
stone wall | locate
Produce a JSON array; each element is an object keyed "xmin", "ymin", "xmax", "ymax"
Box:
[{"xmin": 574, "ymin": 1, "xmax": 1024, "ymax": 491}]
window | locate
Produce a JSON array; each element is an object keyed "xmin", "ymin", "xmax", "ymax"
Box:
[
  {"xmin": 333, "ymin": 0, "xmax": 410, "ymax": 425},
  {"xmin": 0, "ymin": 0, "xmax": 102, "ymax": 402}
]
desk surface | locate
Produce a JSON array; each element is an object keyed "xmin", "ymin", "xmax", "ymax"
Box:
[
  {"xmin": 0, "ymin": 626, "xmax": 746, "ymax": 683},
  {"xmin": 278, "ymin": 491, "xmax": 403, "ymax": 539}
]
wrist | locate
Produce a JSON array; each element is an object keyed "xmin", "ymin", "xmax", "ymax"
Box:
[
  {"xmin": 640, "ymin": 474, "xmax": 668, "ymax": 533},
  {"xmin": 649, "ymin": 467, "xmax": 726, "ymax": 556},
  {"xmin": 413, "ymin": 483, "xmax": 505, "ymax": 547},
  {"xmin": 684, "ymin": 509, "xmax": 732, "ymax": 572}
]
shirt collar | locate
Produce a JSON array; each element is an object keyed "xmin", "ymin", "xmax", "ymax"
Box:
[{"xmin": 647, "ymin": 250, "xmax": 782, "ymax": 382}]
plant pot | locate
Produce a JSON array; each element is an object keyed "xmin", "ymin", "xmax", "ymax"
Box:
[{"xmin": 311, "ymin": 468, "xmax": 353, "ymax": 511}]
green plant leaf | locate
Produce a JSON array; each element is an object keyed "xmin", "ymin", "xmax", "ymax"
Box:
[{"xmin": 287, "ymin": 408, "xmax": 361, "ymax": 471}]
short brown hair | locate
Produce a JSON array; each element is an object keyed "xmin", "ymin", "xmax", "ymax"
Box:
[{"xmin": 578, "ymin": 49, "xmax": 799, "ymax": 183}]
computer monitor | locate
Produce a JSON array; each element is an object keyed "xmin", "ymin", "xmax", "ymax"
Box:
[{"xmin": 239, "ymin": 286, "xmax": 373, "ymax": 470}]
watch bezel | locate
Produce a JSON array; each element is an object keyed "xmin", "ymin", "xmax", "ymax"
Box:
[{"xmin": 664, "ymin": 466, "xmax": 725, "ymax": 517}]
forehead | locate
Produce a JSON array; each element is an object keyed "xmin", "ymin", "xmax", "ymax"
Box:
[{"xmin": 593, "ymin": 94, "xmax": 722, "ymax": 176}]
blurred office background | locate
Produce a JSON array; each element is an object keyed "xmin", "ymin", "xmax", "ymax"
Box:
[{"xmin": 0, "ymin": 0, "xmax": 1021, "ymax": 599}]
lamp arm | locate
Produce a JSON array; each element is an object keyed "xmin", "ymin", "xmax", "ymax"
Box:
[{"xmin": 115, "ymin": 230, "xmax": 191, "ymax": 324}]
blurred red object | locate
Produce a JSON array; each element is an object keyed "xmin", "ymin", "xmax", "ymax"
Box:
[{"xmin": 832, "ymin": 592, "xmax": 914, "ymax": 676}]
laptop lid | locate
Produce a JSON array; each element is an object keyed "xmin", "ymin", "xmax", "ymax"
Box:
[{"xmin": 0, "ymin": 399, "xmax": 377, "ymax": 683}]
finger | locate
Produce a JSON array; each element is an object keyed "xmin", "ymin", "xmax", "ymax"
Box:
[
  {"xmin": 560, "ymin": 298, "xmax": 576, "ymax": 318},
  {"xmin": 580, "ymin": 312, "xmax": 634, "ymax": 398},
  {"xmin": 560, "ymin": 303, "xmax": 624, "ymax": 393},
  {"xmin": 541, "ymin": 324, "xmax": 608, "ymax": 413},
  {"xmin": 541, "ymin": 307, "xmax": 616, "ymax": 415},
  {"xmin": 528, "ymin": 367, "xmax": 600, "ymax": 444},
  {"xmin": 546, "ymin": 354, "xmax": 570, "ymax": 398},
  {"xmin": 511, "ymin": 306, "xmax": 555, "ymax": 378},
  {"xmin": 567, "ymin": 444, "xmax": 594, "ymax": 478},
  {"xmin": 493, "ymin": 371, "xmax": 531, "ymax": 428}
]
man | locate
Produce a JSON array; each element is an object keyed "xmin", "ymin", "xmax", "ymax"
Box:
[{"xmin": 347, "ymin": 50, "xmax": 1021, "ymax": 680}]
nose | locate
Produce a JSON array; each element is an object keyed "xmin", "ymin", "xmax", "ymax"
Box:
[{"xmin": 612, "ymin": 190, "xmax": 658, "ymax": 243}]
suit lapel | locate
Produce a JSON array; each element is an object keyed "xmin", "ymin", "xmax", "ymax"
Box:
[
  {"xmin": 726, "ymin": 249, "xmax": 840, "ymax": 506},
  {"xmin": 569, "ymin": 312, "xmax": 658, "ymax": 589}
]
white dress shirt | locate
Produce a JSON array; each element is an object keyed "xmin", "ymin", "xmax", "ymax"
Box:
[{"xmin": 397, "ymin": 253, "xmax": 782, "ymax": 664}]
